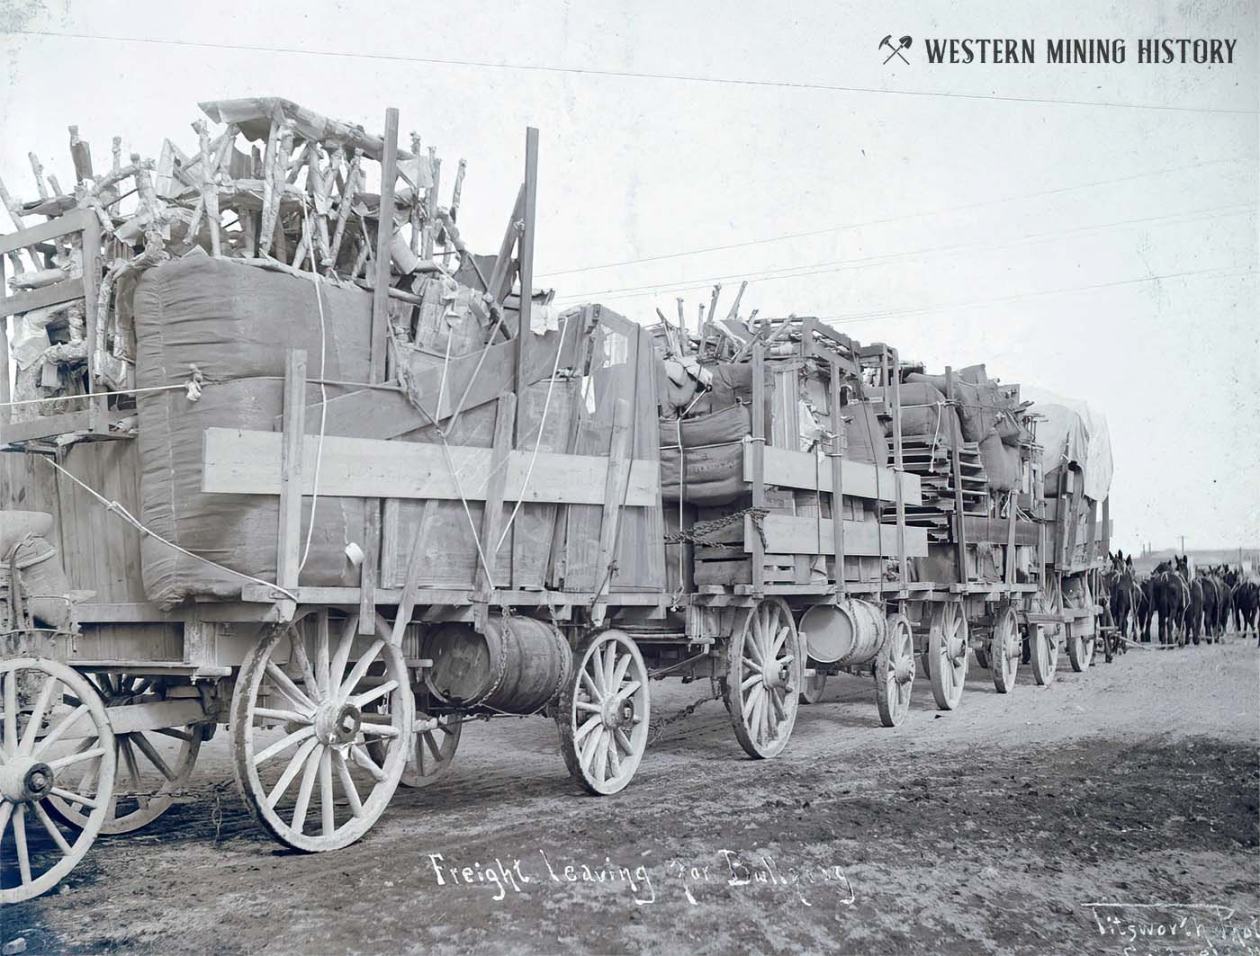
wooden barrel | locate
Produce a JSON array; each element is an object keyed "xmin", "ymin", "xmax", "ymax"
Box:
[
  {"xmin": 423, "ymin": 617, "xmax": 570, "ymax": 714},
  {"xmin": 799, "ymin": 599, "xmax": 886, "ymax": 666}
]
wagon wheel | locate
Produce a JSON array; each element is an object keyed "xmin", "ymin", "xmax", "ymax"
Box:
[
  {"xmin": 47, "ymin": 673, "xmax": 201, "ymax": 834},
  {"xmin": 1067, "ymin": 626, "xmax": 1096, "ymax": 672},
  {"xmin": 558, "ymin": 629, "xmax": 650, "ymax": 796},
  {"xmin": 363, "ymin": 684, "xmax": 462, "ymax": 790},
  {"xmin": 926, "ymin": 601, "xmax": 968, "ymax": 711},
  {"xmin": 1029, "ymin": 622, "xmax": 1060, "ymax": 686},
  {"xmin": 723, "ymin": 598, "xmax": 802, "ymax": 759},
  {"xmin": 874, "ymin": 613, "xmax": 915, "ymax": 727},
  {"xmin": 799, "ymin": 673, "xmax": 827, "ymax": 705},
  {"xmin": 400, "ymin": 712, "xmax": 462, "ymax": 789},
  {"xmin": 989, "ymin": 604, "xmax": 1021, "ymax": 694},
  {"xmin": 1068, "ymin": 584, "xmax": 1098, "ymax": 675},
  {"xmin": 974, "ymin": 642, "xmax": 990, "ymax": 669},
  {"xmin": 231, "ymin": 609, "xmax": 413, "ymax": 852},
  {"xmin": 1, "ymin": 658, "xmax": 116, "ymax": 904}
]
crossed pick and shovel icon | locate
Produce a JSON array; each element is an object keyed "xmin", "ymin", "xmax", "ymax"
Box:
[{"xmin": 880, "ymin": 35, "xmax": 912, "ymax": 64}]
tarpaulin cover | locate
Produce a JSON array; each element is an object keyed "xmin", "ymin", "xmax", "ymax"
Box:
[
  {"xmin": 133, "ymin": 256, "xmax": 372, "ymax": 608},
  {"xmin": 1022, "ymin": 386, "xmax": 1114, "ymax": 502},
  {"xmin": 659, "ymin": 404, "xmax": 750, "ymax": 506}
]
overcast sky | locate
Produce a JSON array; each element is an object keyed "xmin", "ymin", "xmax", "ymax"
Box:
[{"xmin": 1, "ymin": 0, "xmax": 1256, "ymax": 552}]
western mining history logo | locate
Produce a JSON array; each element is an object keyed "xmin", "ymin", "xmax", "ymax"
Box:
[{"xmin": 880, "ymin": 35, "xmax": 1239, "ymax": 65}]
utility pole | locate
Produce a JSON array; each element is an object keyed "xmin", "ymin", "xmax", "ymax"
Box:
[{"xmin": 1179, "ymin": 535, "xmax": 1185, "ymax": 555}]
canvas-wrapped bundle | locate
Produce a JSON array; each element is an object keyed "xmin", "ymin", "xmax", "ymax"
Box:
[
  {"xmin": 133, "ymin": 255, "xmax": 373, "ymax": 608},
  {"xmin": 659, "ymin": 403, "xmax": 750, "ymax": 506}
]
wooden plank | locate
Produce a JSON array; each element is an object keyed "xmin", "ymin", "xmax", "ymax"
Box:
[
  {"xmin": 476, "ymin": 394, "xmax": 517, "ymax": 598},
  {"xmin": 0, "ymin": 278, "xmax": 85, "ymax": 317},
  {"xmin": 750, "ymin": 343, "xmax": 766, "ymax": 594},
  {"xmin": 751, "ymin": 444, "xmax": 921, "ymax": 506},
  {"xmin": 590, "ymin": 397, "xmax": 633, "ymax": 620},
  {"xmin": 370, "ymin": 107, "xmax": 399, "ymax": 382},
  {"xmin": 203, "ymin": 427, "xmax": 659, "ymax": 506},
  {"xmin": 80, "ymin": 213, "xmax": 106, "ymax": 432},
  {"xmin": 277, "ymin": 350, "xmax": 307, "ymax": 589},
  {"xmin": 0, "ymin": 409, "xmax": 122, "ymax": 444},
  {"xmin": 0, "ymin": 256, "xmax": 8, "ymax": 423},
  {"xmin": 757, "ymin": 514, "xmax": 929, "ymax": 559},
  {"xmin": 515, "ymin": 128, "xmax": 538, "ymax": 407},
  {"xmin": 962, "ymin": 514, "xmax": 1039, "ymax": 547},
  {"xmin": 359, "ymin": 499, "xmax": 380, "ymax": 634},
  {"xmin": 0, "ymin": 208, "xmax": 94, "ymax": 256},
  {"xmin": 828, "ymin": 360, "xmax": 846, "ymax": 591}
]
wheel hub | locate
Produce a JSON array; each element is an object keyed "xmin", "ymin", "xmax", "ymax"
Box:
[
  {"xmin": 602, "ymin": 697, "xmax": 635, "ymax": 729},
  {"xmin": 314, "ymin": 700, "xmax": 362, "ymax": 745},
  {"xmin": 0, "ymin": 757, "xmax": 54, "ymax": 803}
]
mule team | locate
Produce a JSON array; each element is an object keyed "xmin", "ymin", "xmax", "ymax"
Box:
[{"xmin": 1105, "ymin": 552, "xmax": 1260, "ymax": 648}]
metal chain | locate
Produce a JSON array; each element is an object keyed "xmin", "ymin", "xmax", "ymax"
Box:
[
  {"xmin": 648, "ymin": 682, "xmax": 724, "ymax": 744},
  {"xmin": 664, "ymin": 507, "xmax": 769, "ymax": 549}
]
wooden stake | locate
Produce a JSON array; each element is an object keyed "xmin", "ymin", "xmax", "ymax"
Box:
[
  {"xmin": 194, "ymin": 120, "xmax": 221, "ymax": 256},
  {"xmin": 515, "ymin": 127, "xmax": 539, "ymax": 407},
  {"xmin": 69, "ymin": 126, "xmax": 93, "ymax": 183},
  {"xmin": 329, "ymin": 149, "xmax": 361, "ymax": 270},
  {"xmin": 28, "ymin": 154, "xmax": 47, "ymax": 199},
  {"xmin": 370, "ymin": 108, "xmax": 399, "ymax": 383}
]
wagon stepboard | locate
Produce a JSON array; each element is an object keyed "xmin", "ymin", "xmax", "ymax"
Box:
[{"xmin": 0, "ymin": 99, "xmax": 1115, "ymax": 902}]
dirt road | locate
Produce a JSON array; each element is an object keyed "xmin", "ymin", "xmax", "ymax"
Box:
[{"xmin": 5, "ymin": 639, "xmax": 1258, "ymax": 955}]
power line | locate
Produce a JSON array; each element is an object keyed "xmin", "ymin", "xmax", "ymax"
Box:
[
  {"xmin": 818, "ymin": 266, "xmax": 1255, "ymax": 326},
  {"xmin": 538, "ymin": 157, "xmax": 1253, "ymax": 277},
  {"xmin": 553, "ymin": 203, "xmax": 1255, "ymax": 302},
  {"xmin": 8, "ymin": 29, "xmax": 1257, "ymax": 116}
]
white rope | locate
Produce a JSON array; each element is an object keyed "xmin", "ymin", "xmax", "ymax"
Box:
[
  {"xmin": 0, "ymin": 381, "xmax": 189, "ymax": 410},
  {"xmin": 494, "ymin": 315, "xmax": 569, "ymax": 551},
  {"xmin": 297, "ymin": 198, "xmax": 329, "ymax": 573},
  {"xmin": 40, "ymin": 456, "xmax": 297, "ymax": 603}
]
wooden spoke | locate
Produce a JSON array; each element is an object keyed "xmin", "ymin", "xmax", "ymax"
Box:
[
  {"xmin": 50, "ymin": 786, "xmax": 97, "ymax": 810},
  {"xmin": 14, "ymin": 804, "xmax": 32, "ymax": 886},
  {"xmin": 264, "ymin": 662, "xmax": 316, "ymax": 713},
  {"xmin": 290, "ymin": 744, "xmax": 322, "ymax": 834},
  {"xmin": 313, "ymin": 611, "xmax": 332, "ymax": 700},
  {"xmin": 33, "ymin": 801, "xmax": 73, "ymax": 856},
  {"xmin": 129, "ymin": 732, "xmax": 176, "ymax": 782},
  {"xmin": 18, "ymin": 674, "xmax": 58, "ymax": 756},
  {"xmin": 319, "ymin": 748, "xmax": 336, "ymax": 837},
  {"xmin": 32, "ymin": 704, "xmax": 88, "ymax": 757},
  {"xmin": 332, "ymin": 751, "xmax": 363, "ymax": 816},
  {"xmin": 46, "ymin": 747, "xmax": 107, "ymax": 771},
  {"xmin": 118, "ymin": 738, "xmax": 150, "ymax": 809},
  {"xmin": 254, "ymin": 707, "xmax": 312, "ymax": 725},
  {"xmin": 290, "ymin": 624, "xmax": 322, "ymax": 704},
  {"xmin": 3, "ymin": 670, "xmax": 17, "ymax": 755},
  {"xmin": 154, "ymin": 727, "xmax": 194, "ymax": 743},
  {"xmin": 266, "ymin": 737, "xmax": 320, "ymax": 808},
  {"xmin": 351, "ymin": 680, "xmax": 398, "ymax": 709},
  {"xmin": 339, "ymin": 639, "xmax": 385, "ymax": 697},
  {"xmin": 350, "ymin": 744, "xmax": 387, "ymax": 782},
  {"xmin": 329, "ymin": 616, "xmax": 359, "ymax": 696},
  {"xmin": 253, "ymin": 725, "xmax": 315, "ymax": 766}
]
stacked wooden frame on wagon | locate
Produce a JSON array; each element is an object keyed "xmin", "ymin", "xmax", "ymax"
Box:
[{"xmin": 0, "ymin": 102, "xmax": 1111, "ymax": 904}]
